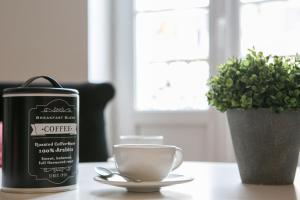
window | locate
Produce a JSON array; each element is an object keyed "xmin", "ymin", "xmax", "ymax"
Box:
[
  {"xmin": 112, "ymin": 0, "xmax": 300, "ymax": 114},
  {"xmin": 134, "ymin": 0, "xmax": 210, "ymax": 111}
]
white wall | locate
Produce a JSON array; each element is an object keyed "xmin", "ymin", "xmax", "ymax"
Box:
[{"xmin": 0, "ymin": 0, "xmax": 87, "ymax": 83}]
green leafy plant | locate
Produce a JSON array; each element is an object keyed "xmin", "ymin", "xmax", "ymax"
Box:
[{"xmin": 206, "ymin": 49, "xmax": 300, "ymax": 112}]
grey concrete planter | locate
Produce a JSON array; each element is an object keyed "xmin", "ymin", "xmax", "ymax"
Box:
[{"xmin": 227, "ymin": 109, "xmax": 300, "ymax": 185}]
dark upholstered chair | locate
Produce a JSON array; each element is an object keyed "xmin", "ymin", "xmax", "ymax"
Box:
[{"xmin": 0, "ymin": 82, "xmax": 115, "ymax": 162}]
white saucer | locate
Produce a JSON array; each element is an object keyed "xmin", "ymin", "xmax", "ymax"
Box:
[{"xmin": 93, "ymin": 174, "xmax": 193, "ymax": 192}]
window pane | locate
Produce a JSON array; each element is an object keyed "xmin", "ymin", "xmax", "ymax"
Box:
[
  {"xmin": 136, "ymin": 9, "xmax": 209, "ymax": 62},
  {"xmin": 241, "ymin": 0, "xmax": 300, "ymax": 55},
  {"xmin": 136, "ymin": 61, "xmax": 209, "ymax": 111},
  {"xmin": 135, "ymin": 6, "xmax": 209, "ymax": 111},
  {"xmin": 136, "ymin": 0, "xmax": 209, "ymax": 12}
]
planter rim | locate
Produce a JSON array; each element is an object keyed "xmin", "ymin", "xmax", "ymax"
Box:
[{"xmin": 226, "ymin": 108, "xmax": 300, "ymax": 113}]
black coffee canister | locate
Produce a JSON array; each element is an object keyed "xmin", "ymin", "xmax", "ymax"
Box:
[{"xmin": 2, "ymin": 76, "xmax": 79, "ymax": 193}]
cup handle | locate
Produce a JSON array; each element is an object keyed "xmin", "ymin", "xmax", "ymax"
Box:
[{"xmin": 171, "ymin": 147, "xmax": 183, "ymax": 170}]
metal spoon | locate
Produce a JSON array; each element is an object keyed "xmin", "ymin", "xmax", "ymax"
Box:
[{"xmin": 94, "ymin": 166, "xmax": 141, "ymax": 182}]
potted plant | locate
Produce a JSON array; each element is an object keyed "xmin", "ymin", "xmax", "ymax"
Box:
[{"xmin": 207, "ymin": 49, "xmax": 300, "ymax": 185}]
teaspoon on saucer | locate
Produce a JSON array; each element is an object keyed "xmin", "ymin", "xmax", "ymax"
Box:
[{"xmin": 94, "ymin": 167, "xmax": 141, "ymax": 182}]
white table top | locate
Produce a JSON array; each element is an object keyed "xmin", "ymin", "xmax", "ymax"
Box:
[{"xmin": 0, "ymin": 162, "xmax": 299, "ymax": 200}]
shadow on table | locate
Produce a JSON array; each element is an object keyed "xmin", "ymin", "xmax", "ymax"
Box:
[
  {"xmin": 90, "ymin": 189, "xmax": 192, "ymax": 200},
  {"xmin": 238, "ymin": 184, "xmax": 298, "ymax": 200},
  {"xmin": 0, "ymin": 191, "xmax": 56, "ymax": 200}
]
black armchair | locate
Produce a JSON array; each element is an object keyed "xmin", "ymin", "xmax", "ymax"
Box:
[{"xmin": 0, "ymin": 82, "xmax": 115, "ymax": 162}]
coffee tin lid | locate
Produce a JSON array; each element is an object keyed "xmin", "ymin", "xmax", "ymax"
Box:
[{"xmin": 3, "ymin": 76, "xmax": 78, "ymax": 97}]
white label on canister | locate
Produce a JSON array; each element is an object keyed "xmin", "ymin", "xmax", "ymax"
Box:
[
  {"xmin": 31, "ymin": 123, "xmax": 77, "ymax": 136},
  {"xmin": 28, "ymin": 98, "xmax": 78, "ymax": 185}
]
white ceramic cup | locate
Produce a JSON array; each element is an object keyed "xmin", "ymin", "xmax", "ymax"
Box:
[{"xmin": 113, "ymin": 144, "xmax": 183, "ymax": 181}]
